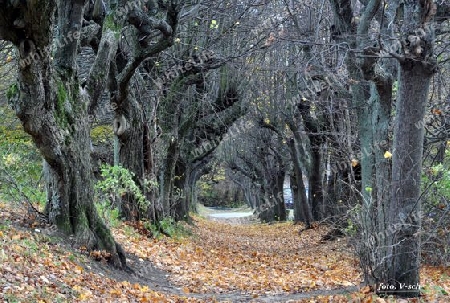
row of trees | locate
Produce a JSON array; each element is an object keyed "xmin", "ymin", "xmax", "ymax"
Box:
[
  {"xmin": 210, "ymin": 0, "xmax": 450, "ymax": 297},
  {"xmin": 0, "ymin": 0, "xmax": 278, "ymax": 267},
  {"xmin": 0, "ymin": 0, "xmax": 449, "ymax": 298}
]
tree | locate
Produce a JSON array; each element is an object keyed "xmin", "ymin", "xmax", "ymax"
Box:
[
  {"xmin": 386, "ymin": 0, "xmax": 438, "ymax": 296},
  {"xmin": 329, "ymin": 0, "xmax": 396, "ymax": 288},
  {"xmin": 329, "ymin": 0, "xmax": 445, "ymax": 297},
  {"xmin": 108, "ymin": 0, "xmax": 181, "ymax": 222},
  {"xmin": 0, "ymin": 0, "xmax": 128, "ymax": 267},
  {"xmin": 114, "ymin": 0, "xmax": 270, "ymax": 222},
  {"xmin": 221, "ymin": 123, "xmax": 289, "ymax": 222}
]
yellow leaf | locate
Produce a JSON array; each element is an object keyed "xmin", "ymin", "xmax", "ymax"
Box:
[
  {"xmin": 78, "ymin": 292, "xmax": 90, "ymax": 300},
  {"xmin": 351, "ymin": 159, "xmax": 359, "ymax": 167},
  {"xmin": 384, "ymin": 151, "xmax": 392, "ymax": 159},
  {"xmin": 109, "ymin": 288, "xmax": 122, "ymax": 295},
  {"xmin": 74, "ymin": 265, "xmax": 83, "ymax": 274},
  {"xmin": 73, "ymin": 285, "xmax": 82, "ymax": 292},
  {"xmin": 6, "ymin": 55, "xmax": 13, "ymax": 63},
  {"xmin": 0, "ymin": 231, "xmax": 3, "ymax": 237},
  {"xmin": 182, "ymin": 286, "xmax": 190, "ymax": 294}
]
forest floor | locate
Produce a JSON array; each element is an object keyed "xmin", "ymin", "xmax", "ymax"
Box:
[{"xmin": 0, "ymin": 202, "xmax": 449, "ymax": 302}]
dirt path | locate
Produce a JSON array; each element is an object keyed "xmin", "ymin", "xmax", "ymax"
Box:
[
  {"xmin": 5, "ymin": 204, "xmax": 361, "ymax": 302},
  {"xmin": 79, "ymin": 207, "xmax": 361, "ymax": 302},
  {"xmin": 198, "ymin": 204, "xmax": 257, "ymax": 224},
  {"xmin": 87, "ymin": 254, "xmax": 359, "ymax": 302}
]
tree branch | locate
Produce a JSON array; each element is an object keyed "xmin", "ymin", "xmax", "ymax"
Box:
[
  {"xmin": 128, "ymin": 9, "xmax": 173, "ymax": 37},
  {"xmin": 114, "ymin": 3, "xmax": 181, "ymax": 105},
  {"xmin": 85, "ymin": 30, "xmax": 120, "ymax": 114},
  {"xmin": 54, "ymin": 0, "xmax": 85, "ymax": 77}
]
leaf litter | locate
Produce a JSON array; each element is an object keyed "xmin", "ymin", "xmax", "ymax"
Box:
[{"xmin": 0, "ymin": 202, "xmax": 449, "ymax": 302}]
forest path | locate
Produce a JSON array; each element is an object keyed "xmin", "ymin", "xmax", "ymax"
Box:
[
  {"xmin": 198, "ymin": 204, "xmax": 256, "ymax": 224},
  {"xmin": 0, "ymin": 203, "xmax": 378, "ymax": 302},
  {"xmin": 110, "ymin": 211, "xmax": 364, "ymax": 302}
]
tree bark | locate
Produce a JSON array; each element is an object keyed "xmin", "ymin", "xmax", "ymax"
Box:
[
  {"xmin": 378, "ymin": 0, "xmax": 437, "ymax": 296},
  {"xmin": 274, "ymin": 169, "xmax": 287, "ymax": 221},
  {"xmin": 116, "ymin": 96, "xmax": 146, "ymax": 221},
  {"xmin": 289, "ymin": 138, "xmax": 312, "ymax": 226},
  {"xmin": 385, "ymin": 61, "xmax": 434, "ymax": 296},
  {"xmin": 0, "ymin": 0, "xmax": 127, "ymax": 268}
]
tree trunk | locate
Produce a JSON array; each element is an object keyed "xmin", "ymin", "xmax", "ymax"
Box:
[
  {"xmin": 289, "ymin": 138, "xmax": 312, "ymax": 226},
  {"xmin": 178, "ymin": 155, "xmax": 211, "ymax": 220},
  {"xmin": 384, "ymin": 61, "xmax": 434, "ymax": 297},
  {"xmin": 377, "ymin": 0, "xmax": 437, "ymax": 296},
  {"xmin": 1, "ymin": 0, "xmax": 126, "ymax": 268},
  {"xmin": 290, "ymin": 174, "xmax": 303, "ymax": 222},
  {"xmin": 274, "ymin": 170, "xmax": 287, "ymax": 221},
  {"xmin": 117, "ymin": 96, "xmax": 146, "ymax": 221},
  {"xmin": 160, "ymin": 139, "xmax": 180, "ymax": 218},
  {"xmin": 297, "ymin": 98, "xmax": 324, "ymax": 220},
  {"xmin": 44, "ymin": 150, "xmax": 126, "ymax": 268},
  {"xmin": 309, "ymin": 143, "xmax": 323, "ymax": 220},
  {"xmin": 366, "ymin": 80, "xmax": 393, "ymax": 282},
  {"xmin": 22, "ymin": 69, "xmax": 126, "ymax": 268}
]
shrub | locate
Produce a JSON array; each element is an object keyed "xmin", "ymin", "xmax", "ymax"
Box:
[
  {"xmin": 95, "ymin": 164, "xmax": 148, "ymax": 209},
  {"xmin": 0, "ymin": 122, "xmax": 45, "ymax": 210}
]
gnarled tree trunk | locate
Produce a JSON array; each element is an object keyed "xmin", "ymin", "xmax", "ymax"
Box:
[{"xmin": 1, "ymin": 0, "xmax": 126, "ymax": 268}]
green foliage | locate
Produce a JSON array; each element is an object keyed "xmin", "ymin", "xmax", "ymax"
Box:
[
  {"xmin": 94, "ymin": 164, "xmax": 149, "ymax": 225},
  {"xmin": 209, "ymin": 19, "xmax": 219, "ymax": 29},
  {"xmin": 90, "ymin": 125, "xmax": 114, "ymax": 144},
  {"xmin": 55, "ymin": 81, "xmax": 70, "ymax": 127},
  {"xmin": 421, "ymin": 284, "xmax": 449, "ymax": 296},
  {"xmin": 94, "ymin": 164, "xmax": 161, "ymax": 226},
  {"xmin": 392, "ymin": 80, "xmax": 398, "ymax": 94},
  {"xmin": 144, "ymin": 217, "xmax": 191, "ymax": 239},
  {"xmin": 427, "ymin": 163, "xmax": 450, "ymax": 196},
  {"xmin": 197, "ymin": 170, "xmax": 245, "ymax": 208},
  {"xmin": 6, "ymin": 83, "xmax": 18, "ymax": 100},
  {"xmin": 103, "ymin": 14, "xmax": 122, "ymax": 38},
  {"xmin": 95, "ymin": 164, "xmax": 147, "ymax": 207},
  {"xmin": 344, "ymin": 218, "xmax": 357, "ymax": 236},
  {"xmin": 197, "ymin": 179, "xmax": 217, "ymax": 206},
  {"xmin": 346, "ymin": 204, "xmax": 361, "ymax": 236},
  {"xmin": 95, "ymin": 199, "xmax": 121, "ymax": 228},
  {"xmin": 0, "ymin": 120, "xmax": 45, "ymax": 208}
]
